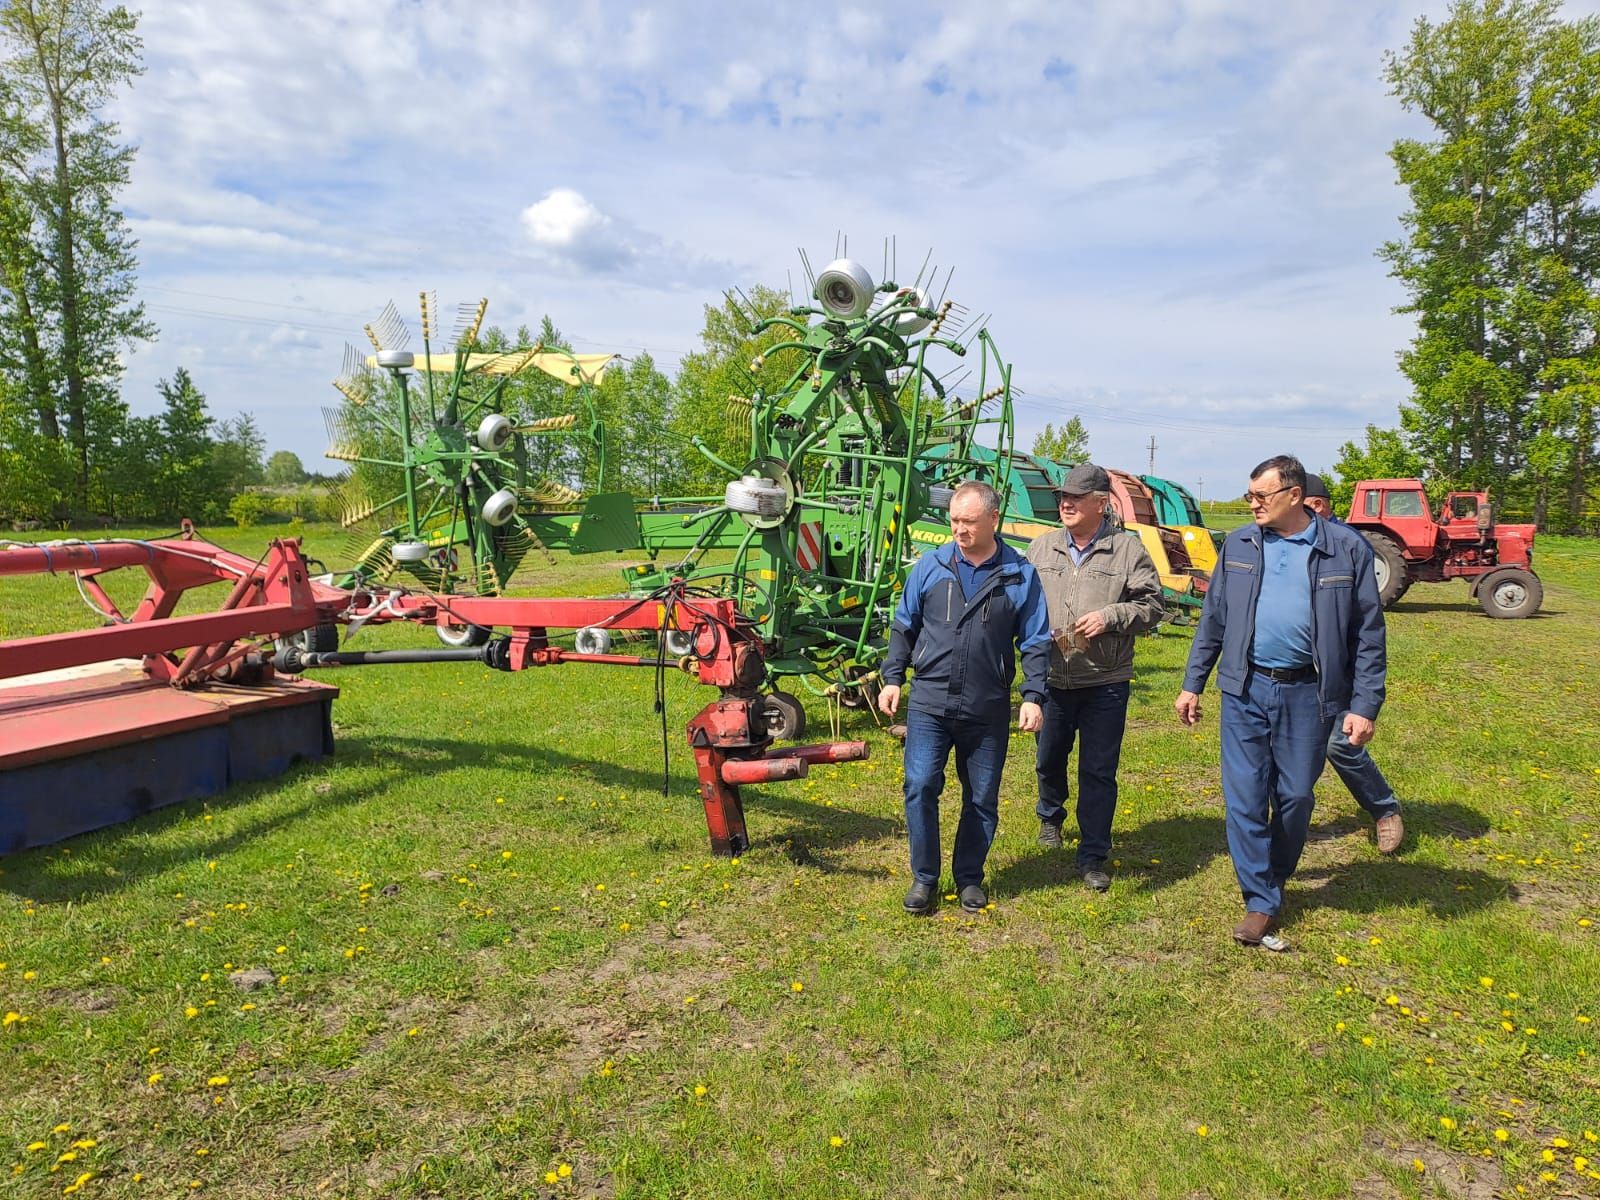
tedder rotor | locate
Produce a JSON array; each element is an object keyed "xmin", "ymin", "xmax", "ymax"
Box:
[
  {"xmin": 323, "ymin": 294, "xmax": 637, "ymax": 644},
  {"xmin": 625, "ymin": 247, "xmax": 1018, "ymax": 737}
]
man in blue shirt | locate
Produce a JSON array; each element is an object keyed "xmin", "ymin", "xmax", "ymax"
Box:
[
  {"xmin": 880, "ymin": 481, "xmax": 1052, "ymax": 915},
  {"xmin": 1175, "ymin": 456, "xmax": 1386, "ymax": 949}
]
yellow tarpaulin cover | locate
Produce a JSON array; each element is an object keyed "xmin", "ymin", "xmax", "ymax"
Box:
[{"xmin": 366, "ymin": 349, "xmax": 614, "ymax": 386}]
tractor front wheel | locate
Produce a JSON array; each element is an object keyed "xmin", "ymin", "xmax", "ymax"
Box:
[
  {"xmin": 1477, "ymin": 568, "xmax": 1543, "ymax": 619},
  {"xmin": 1362, "ymin": 533, "xmax": 1410, "ymax": 608},
  {"xmin": 761, "ymin": 691, "xmax": 807, "ymax": 742}
]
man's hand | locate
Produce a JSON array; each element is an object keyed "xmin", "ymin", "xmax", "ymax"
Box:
[
  {"xmin": 878, "ymin": 684, "xmax": 901, "ymax": 718},
  {"xmin": 1343, "ymin": 712, "xmax": 1375, "ymax": 748},
  {"xmin": 1073, "ymin": 610, "xmax": 1109, "ymax": 640},
  {"xmin": 1175, "ymin": 690, "xmax": 1203, "ymax": 726},
  {"xmin": 1018, "ymin": 701, "xmax": 1043, "ymax": 733}
]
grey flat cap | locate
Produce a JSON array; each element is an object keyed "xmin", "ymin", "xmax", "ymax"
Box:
[
  {"xmin": 1055, "ymin": 462, "xmax": 1111, "ymax": 495},
  {"xmin": 1304, "ymin": 473, "xmax": 1330, "ymax": 500}
]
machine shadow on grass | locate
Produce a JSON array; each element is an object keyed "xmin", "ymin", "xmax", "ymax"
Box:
[
  {"xmin": 740, "ymin": 793, "xmax": 899, "ymax": 875},
  {"xmin": 0, "ymin": 733, "xmax": 683, "ymax": 904}
]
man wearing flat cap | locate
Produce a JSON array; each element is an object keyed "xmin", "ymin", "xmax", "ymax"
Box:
[
  {"xmin": 1302, "ymin": 473, "xmax": 1405, "ymax": 854},
  {"xmin": 1026, "ymin": 462, "xmax": 1165, "ymax": 891}
]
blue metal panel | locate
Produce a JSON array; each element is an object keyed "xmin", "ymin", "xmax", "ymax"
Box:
[{"xmin": 0, "ymin": 694, "xmax": 335, "ymax": 855}]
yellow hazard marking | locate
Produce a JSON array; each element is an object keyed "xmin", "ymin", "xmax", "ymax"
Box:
[
  {"xmin": 655, "ymin": 603, "xmax": 667, "ymax": 628},
  {"xmin": 758, "ymin": 569, "xmax": 777, "ymax": 580},
  {"xmin": 841, "ymin": 596, "xmax": 861, "ymax": 609}
]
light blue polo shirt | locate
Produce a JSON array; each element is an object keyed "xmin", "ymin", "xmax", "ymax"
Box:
[
  {"xmin": 1066, "ymin": 518, "xmax": 1110, "ymax": 566},
  {"xmin": 1251, "ymin": 524, "xmax": 1315, "ymax": 668}
]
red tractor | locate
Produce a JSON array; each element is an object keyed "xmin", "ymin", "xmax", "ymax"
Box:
[{"xmin": 1344, "ymin": 480, "xmax": 1541, "ymax": 618}]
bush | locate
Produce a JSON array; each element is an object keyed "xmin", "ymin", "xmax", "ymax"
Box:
[{"xmin": 228, "ymin": 491, "xmax": 268, "ymax": 529}]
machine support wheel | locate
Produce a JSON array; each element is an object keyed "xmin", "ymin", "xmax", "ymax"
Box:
[
  {"xmin": 280, "ymin": 622, "xmax": 340, "ymax": 655},
  {"xmin": 1477, "ymin": 568, "xmax": 1542, "ymax": 619},
  {"xmin": 437, "ymin": 622, "xmax": 491, "ymax": 648},
  {"xmin": 761, "ymin": 691, "xmax": 807, "ymax": 742},
  {"xmin": 1362, "ymin": 532, "xmax": 1410, "ymax": 608}
]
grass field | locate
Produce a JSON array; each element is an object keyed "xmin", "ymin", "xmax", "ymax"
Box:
[{"xmin": 1, "ymin": 524, "xmax": 1597, "ymax": 1198}]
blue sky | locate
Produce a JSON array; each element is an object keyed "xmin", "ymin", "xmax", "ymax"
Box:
[{"xmin": 109, "ymin": 0, "xmax": 1600, "ymax": 500}]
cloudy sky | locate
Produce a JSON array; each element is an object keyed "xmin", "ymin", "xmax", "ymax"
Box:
[{"xmin": 110, "ymin": 0, "xmax": 1600, "ymax": 500}]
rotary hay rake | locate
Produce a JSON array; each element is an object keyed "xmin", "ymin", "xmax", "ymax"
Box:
[
  {"xmin": 626, "ymin": 244, "xmax": 1018, "ymax": 736},
  {"xmin": 324, "ymin": 294, "xmax": 634, "ymax": 638}
]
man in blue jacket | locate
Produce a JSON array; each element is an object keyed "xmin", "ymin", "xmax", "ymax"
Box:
[
  {"xmin": 1175, "ymin": 456, "xmax": 1386, "ymax": 949},
  {"xmin": 879, "ymin": 480, "xmax": 1052, "ymax": 916}
]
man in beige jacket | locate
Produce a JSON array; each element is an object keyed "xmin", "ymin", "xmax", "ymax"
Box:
[{"xmin": 1026, "ymin": 463, "xmax": 1166, "ymax": 890}]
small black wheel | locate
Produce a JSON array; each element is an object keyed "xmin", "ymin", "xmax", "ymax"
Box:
[
  {"xmin": 761, "ymin": 691, "xmax": 807, "ymax": 741},
  {"xmin": 280, "ymin": 622, "xmax": 340, "ymax": 655},
  {"xmin": 1363, "ymin": 532, "xmax": 1410, "ymax": 608},
  {"xmin": 437, "ymin": 622, "xmax": 491, "ymax": 648},
  {"xmin": 1477, "ymin": 568, "xmax": 1542, "ymax": 619}
]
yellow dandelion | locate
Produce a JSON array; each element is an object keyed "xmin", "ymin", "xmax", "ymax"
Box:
[
  {"xmin": 1540, "ymin": 1171, "xmax": 1557, "ymax": 1182},
  {"xmin": 1195, "ymin": 1125, "xmax": 1209, "ymax": 1137},
  {"xmin": 1360, "ymin": 1036, "xmax": 1374, "ymax": 1046},
  {"xmin": 275, "ymin": 946, "xmax": 286, "ymax": 954},
  {"xmin": 1480, "ymin": 976, "xmax": 1494, "ymax": 987},
  {"xmin": 1586, "ymin": 1131, "xmax": 1599, "ymax": 1143},
  {"xmin": 1440, "ymin": 1117, "xmax": 1457, "ymax": 1131},
  {"xmin": 693, "ymin": 1084, "xmax": 708, "ymax": 1097},
  {"xmin": 57, "ymin": 1150, "xmax": 77, "ymax": 1163},
  {"xmin": 1334, "ymin": 955, "xmax": 1350, "ymax": 966},
  {"xmin": 51, "ymin": 1124, "xmax": 69, "ymax": 1134},
  {"xmin": 501, "ymin": 850, "xmax": 512, "ymax": 860},
  {"xmin": 148, "ymin": 1071, "xmax": 164, "ymax": 1085},
  {"xmin": 1, "ymin": 1011, "xmax": 22, "ymax": 1026},
  {"xmin": 1553, "ymin": 1138, "xmax": 1571, "ymax": 1149},
  {"xmin": 684, "ymin": 995, "xmax": 697, "ymax": 1005},
  {"xmin": 407, "ymin": 1027, "xmax": 419, "ymax": 1037},
  {"xmin": 207, "ymin": 1075, "xmax": 229, "ymax": 1087},
  {"xmin": 22, "ymin": 970, "xmax": 36, "ymax": 981},
  {"xmin": 830, "ymin": 1135, "xmax": 844, "ymax": 1147},
  {"xmin": 618, "ymin": 921, "xmax": 631, "ymax": 932},
  {"xmin": 791, "ymin": 981, "xmax": 804, "ymax": 993},
  {"xmin": 25, "ymin": 1142, "xmax": 46, "ymax": 1153},
  {"xmin": 1335, "ymin": 1022, "xmax": 1346, "ymax": 1032},
  {"xmin": 195, "ymin": 1148, "xmax": 209, "ymax": 1157},
  {"xmin": 544, "ymin": 1171, "xmax": 558, "ymax": 1184},
  {"xmin": 558, "ymin": 1164, "xmax": 572, "ymax": 1178},
  {"xmin": 1412, "ymin": 1159, "xmax": 1425, "ymax": 1172},
  {"xmin": 1574, "ymin": 1155, "xmax": 1589, "ymax": 1171},
  {"xmin": 1385, "ymin": 995, "xmax": 1399, "ymax": 1006},
  {"xmin": 1494, "ymin": 1129, "xmax": 1510, "ymax": 1142},
  {"xmin": 595, "ymin": 884, "xmax": 605, "ymax": 892}
]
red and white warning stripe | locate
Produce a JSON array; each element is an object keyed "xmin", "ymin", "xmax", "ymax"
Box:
[{"xmin": 795, "ymin": 520, "xmax": 824, "ymax": 572}]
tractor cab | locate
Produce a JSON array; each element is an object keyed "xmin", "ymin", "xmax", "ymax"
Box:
[
  {"xmin": 1440, "ymin": 491, "xmax": 1494, "ymax": 543},
  {"xmin": 1351, "ymin": 479, "xmax": 1437, "ymax": 557}
]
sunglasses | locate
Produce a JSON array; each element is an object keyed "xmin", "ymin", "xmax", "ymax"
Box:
[{"xmin": 1244, "ymin": 484, "xmax": 1296, "ymax": 506}]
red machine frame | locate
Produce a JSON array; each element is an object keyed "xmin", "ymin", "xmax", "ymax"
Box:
[{"xmin": 0, "ymin": 529, "xmax": 868, "ymax": 854}]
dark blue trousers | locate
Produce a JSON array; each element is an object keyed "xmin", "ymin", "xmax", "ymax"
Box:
[
  {"xmin": 1220, "ymin": 673, "xmax": 1334, "ymax": 915},
  {"xmin": 902, "ymin": 709, "xmax": 1010, "ymax": 888},
  {"xmin": 1325, "ymin": 717, "xmax": 1399, "ymax": 820},
  {"xmin": 1033, "ymin": 681, "xmax": 1131, "ymax": 867}
]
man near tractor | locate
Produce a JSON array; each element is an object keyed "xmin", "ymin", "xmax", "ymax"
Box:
[
  {"xmin": 1303, "ymin": 474, "xmax": 1404, "ymax": 854},
  {"xmin": 878, "ymin": 481, "xmax": 1052, "ymax": 916},
  {"xmin": 1175, "ymin": 456, "xmax": 1387, "ymax": 950},
  {"xmin": 1026, "ymin": 462, "xmax": 1166, "ymax": 891}
]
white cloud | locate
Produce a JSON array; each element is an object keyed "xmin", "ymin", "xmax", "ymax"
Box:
[{"xmin": 520, "ymin": 189, "xmax": 628, "ymax": 269}]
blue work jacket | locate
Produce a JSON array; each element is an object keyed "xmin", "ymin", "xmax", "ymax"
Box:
[
  {"xmin": 882, "ymin": 540, "xmax": 1052, "ymax": 722},
  {"xmin": 1181, "ymin": 514, "xmax": 1387, "ymax": 720}
]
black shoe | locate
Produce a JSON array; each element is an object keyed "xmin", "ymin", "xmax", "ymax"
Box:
[
  {"xmin": 1037, "ymin": 820, "xmax": 1064, "ymax": 850},
  {"xmin": 1081, "ymin": 864, "xmax": 1111, "ymax": 892},
  {"xmin": 958, "ymin": 883, "xmax": 988, "ymax": 913},
  {"xmin": 903, "ymin": 880, "xmax": 938, "ymax": 915}
]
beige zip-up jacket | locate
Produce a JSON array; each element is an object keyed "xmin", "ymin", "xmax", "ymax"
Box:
[{"xmin": 1024, "ymin": 522, "xmax": 1165, "ymax": 689}]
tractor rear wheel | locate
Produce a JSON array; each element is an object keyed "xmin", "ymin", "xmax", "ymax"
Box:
[
  {"xmin": 1477, "ymin": 568, "xmax": 1543, "ymax": 619},
  {"xmin": 1362, "ymin": 533, "xmax": 1410, "ymax": 608},
  {"xmin": 761, "ymin": 691, "xmax": 807, "ymax": 742}
]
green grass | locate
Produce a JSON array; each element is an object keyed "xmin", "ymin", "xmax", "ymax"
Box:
[{"xmin": 1, "ymin": 523, "xmax": 1597, "ymax": 1198}]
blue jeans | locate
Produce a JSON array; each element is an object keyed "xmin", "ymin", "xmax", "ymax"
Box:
[
  {"xmin": 902, "ymin": 709, "xmax": 1011, "ymax": 888},
  {"xmin": 1325, "ymin": 718, "xmax": 1399, "ymax": 821},
  {"xmin": 1034, "ymin": 681, "xmax": 1130, "ymax": 867},
  {"xmin": 1219, "ymin": 674, "xmax": 1334, "ymax": 915}
]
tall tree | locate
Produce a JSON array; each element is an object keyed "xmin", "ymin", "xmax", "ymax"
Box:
[
  {"xmin": 1380, "ymin": 0, "xmax": 1600, "ymax": 530},
  {"xmin": 1031, "ymin": 417, "xmax": 1090, "ymax": 465},
  {"xmin": 0, "ymin": 0, "xmax": 155, "ymax": 509}
]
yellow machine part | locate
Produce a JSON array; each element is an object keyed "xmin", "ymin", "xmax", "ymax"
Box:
[
  {"xmin": 1001, "ymin": 518, "xmax": 1198, "ymax": 597},
  {"xmin": 1171, "ymin": 524, "xmax": 1218, "ymax": 573},
  {"xmin": 365, "ymin": 349, "xmax": 615, "ymax": 386}
]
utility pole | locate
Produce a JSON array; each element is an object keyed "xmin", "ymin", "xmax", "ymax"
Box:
[
  {"xmin": 1197, "ymin": 476, "xmax": 1205, "ymax": 507},
  {"xmin": 1146, "ymin": 436, "xmax": 1157, "ymax": 474}
]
